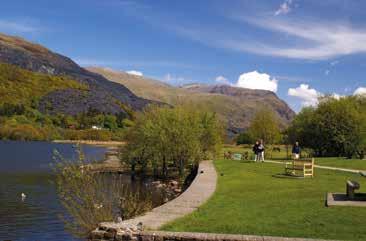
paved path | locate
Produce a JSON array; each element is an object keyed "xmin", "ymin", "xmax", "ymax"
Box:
[
  {"xmin": 265, "ymin": 160, "xmax": 363, "ymax": 174},
  {"xmin": 140, "ymin": 231, "xmax": 338, "ymax": 241},
  {"xmin": 99, "ymin": 160, "xmax": 217, "ymax": 230}
]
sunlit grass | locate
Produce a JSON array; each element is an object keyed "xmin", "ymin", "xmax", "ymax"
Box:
[{"xmin": 162, "ymin": 157, "xmax": 366, "ymax": 240}]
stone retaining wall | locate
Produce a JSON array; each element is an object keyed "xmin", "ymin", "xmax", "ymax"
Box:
[
  {"xmin": 89, "ymin": 160, "xmax": 336, "ymax": 241},
  {"xmin": 90, "ymin": 160, "xmax": 217, "ymax": 240},
  {"xmin": 138, "ymin": 231, "xmax": 337, "ymax": 241},
  {"xmin": 89, "ymin": 230, "xmax": 337, "ymax": 241}
]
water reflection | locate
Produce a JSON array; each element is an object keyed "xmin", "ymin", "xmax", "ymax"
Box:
[
  {"xmin": 0, "ymin": 141, "xmax": 106, "ymax": 241},
  {"xmin": 0, "ymin": 141, "xmax": 172, "ymax": 241}
]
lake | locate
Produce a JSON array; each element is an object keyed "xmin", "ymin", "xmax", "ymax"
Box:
[
  {"xmin": 0, "ymin": 141, "xmax": 107, "ymax": 240},
  {"xmin": 0, "ymin": 141, "xmax": 169, "ymax": 241}
]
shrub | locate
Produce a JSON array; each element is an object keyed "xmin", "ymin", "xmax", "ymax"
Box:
[
  {"xmin": 53, "ymin": 148, "xmax": 152, "ymax": 238},
  {"xmin": 62, "ymin": 129, "xmax": 113, "ymax": 141}
]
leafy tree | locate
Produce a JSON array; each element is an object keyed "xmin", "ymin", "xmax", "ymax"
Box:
[
  {"xmin": 61, "ymin": 115, "xmax": 78, "ymax": 129},
  {"xmin": 236, "ymin": 132, "xmax": 254, "ymax": 145},
  {"xmin": 121, "ymin": 106, "xmax": 223, "ymax": 179},
  {"xmin": 248, "ymin": 109, "xmax": 281, "ymax": 144},
  {"xmin": 91, "ymin": 114, "xmax": 105, "ymax": 127},
  {"xmin": 104, "ymin": 115, "xmax": 118, "ymax": 130},
  {"xmin": 121, "ymin": 118, "xmax": 135, "ymax": 128},
  {"xmin": 287, "ymin": 96, "xmax": 366, "ymax": 158}
]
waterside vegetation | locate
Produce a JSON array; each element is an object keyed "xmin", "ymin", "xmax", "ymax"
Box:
[{"xmin": 121, "ymin": 106, "xmax": 224, "ymax": 179}]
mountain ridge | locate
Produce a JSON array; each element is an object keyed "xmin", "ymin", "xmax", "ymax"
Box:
[
  {"xmin": 87, "ymin": 67, "xmax": 296, "ymax": 136},
  {"xmin": 0, "ymin": 33, "xmax": 156, "ymax": 117}
]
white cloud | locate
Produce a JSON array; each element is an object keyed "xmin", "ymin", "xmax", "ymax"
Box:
[
  {"xmin": 230, "ymin": 17, "xmax": 366, "ymax": 60},
  {"xmin": 215, "ymin": 75, "xmax": 230, "ymax": 84},
  {"xmin": 235, "ymin": 71, "xmax": 278, "ymax": 92},
  {"xmin": 275, "ymin": 0, "xmax": 293, "ymax": 16},
  {"xmin": 288, "ymin": 84, "xmax": 320, "ymax": 107},
  {"xmin": 107, "ymin": 2, "xmax": 366, "ymax": 61},
  {"xmin": 163, "ymin": 73, "xmax": 185, "ymax": 84},
  {"xmin": 183, "ymin": 16, "xmax": 366, "ymax": 60},
  {"xmin": 354, "ymin": 87, "xmax": 366, "ymax": 95},
  {"xmin": 126, "ymin": 70, "xmax": 143, "ymax": 76},
  {"xmin": 331, "ymin": 93, "xmax": 343, "ymax": 100},
  {"xmin": 0, "ymin": 20, "xmax": 38, "ymax": 33}
]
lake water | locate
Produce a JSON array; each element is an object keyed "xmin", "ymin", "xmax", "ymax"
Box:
[
  {"xmin": 0, "ymin": 141, "xmax": 169, "ymax": 241},
  {"xmin": 0, "ymin": 141, "xmax": 107, "ymax": 241}
]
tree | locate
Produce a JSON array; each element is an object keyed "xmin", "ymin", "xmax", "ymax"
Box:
[
  {"xmin": 287, "ymin": 96, "xmax": 366, "ymax": 158},
  {"xmin": 248, "ymin": 109, "xmax": 281, "ymax": 144},
  {"xmin": 103, "ymin": 115, "xmax": 118, "ymax": 130},
  {"xmin": 121, "ymin": 106, "xmax": 223, "ymax": 179},
  {"xmin": 236, "ymin": 132, "xmax": 254, "ymax": 145}
]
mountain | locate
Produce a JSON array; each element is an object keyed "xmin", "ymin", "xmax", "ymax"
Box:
[
  {"xmin": 182, "ymin": 84, "xmax": 295, "ymax": 122},
  {"xmin": 0, "ymin": 33, "xmax": 156, "ymax": 117},
  {"xmin": 87, "ymin": 67, "xmax": 296, "ymax": 136}
]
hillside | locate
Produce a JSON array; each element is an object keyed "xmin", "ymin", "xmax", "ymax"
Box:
[
  {"xmin": 0, "ymin": 62, "xmax": 86, "ymax": 106},
  {"xmin": 88, "ymin": 67, "xmax": 295, "ymax": 135},
  {"xmin": 183, "ymin": 84, "xmax": 295, "ymax": 122},
  {"xmin": 0, "ymin": 33, "xmax": 156, "ymax": 116}
]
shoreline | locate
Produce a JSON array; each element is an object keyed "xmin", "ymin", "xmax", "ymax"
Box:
[
  {"xmin": 52, "ymin": 140, "xmax": 126, "ymax": 146},
  {"xmin": 90, "ymin": 160, "xmax": 217, "ymax": 240}
]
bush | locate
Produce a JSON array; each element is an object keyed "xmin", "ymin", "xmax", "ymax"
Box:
[
  {"xmin": 62, "ymin": 129, "xmax": 113, "ymax": 141},
  {"xmin": 53, "ymin": 148, "xmax": 151, "ymax": 238},
  {"xmin": 0, "ymin": 123, "xmax": 44, "ymax": 140}
]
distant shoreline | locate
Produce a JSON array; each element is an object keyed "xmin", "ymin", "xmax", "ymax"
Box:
[{"xmin": 52, "ymin": 140, "xmax": 126, "ymax": 146}]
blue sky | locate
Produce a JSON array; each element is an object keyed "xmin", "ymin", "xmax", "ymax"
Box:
[{"xmin": 1, "ymin": 0, "xmax": 366, "ymax": 111}]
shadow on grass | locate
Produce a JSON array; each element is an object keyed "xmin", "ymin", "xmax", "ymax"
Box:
[{"xmin": 272, "ymin": 173, "xmax": 305, "ymax": 179}]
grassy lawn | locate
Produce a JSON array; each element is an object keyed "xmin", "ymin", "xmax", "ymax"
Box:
[
  {"xmin": 224, "ymin": 145, "xmax": 366, "ymax": 170},
  {"xmin": 162, "ymin": 158, "xmax": 366, "ymax": 240},
  {"xmin": 315, "ymin": 157, "xmax": 366, "ymax": 171}
]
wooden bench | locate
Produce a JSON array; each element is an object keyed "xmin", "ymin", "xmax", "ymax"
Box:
[
  {"xmin": 346, "ymin": 180, "xmax": 360, "ymax": 200},
  {"xmin": 285, "ymin": 158, "xmax": 314, "ymax": 177}
]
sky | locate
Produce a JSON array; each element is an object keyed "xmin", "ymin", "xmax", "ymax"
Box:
[{"xmin": 1, "ymin": 0, "xmax": 366, "ymax": 112}]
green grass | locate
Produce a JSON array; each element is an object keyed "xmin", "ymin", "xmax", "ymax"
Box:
[
  {"xmin": 224, "ymin": 145, "xmax": 366, "ymax": 170},
  {"xmin": 162, "ymin": 158, "xmax": 366, "ymax": 240},
  {"xmin": 316, "ymin": 157, "xmax": 366, "ymax": 171}
]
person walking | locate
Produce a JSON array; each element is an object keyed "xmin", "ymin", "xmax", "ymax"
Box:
[
  {"xmin": 258, "ymin": 140, "xmax": 265, "ymax": 162},
  {"xmin": 292, "ymin": 141, "xmax": 301, "ymax": 160},
  {"xmin": 252, "ymin": 141, "xmax": 259, "ymax": 162}
]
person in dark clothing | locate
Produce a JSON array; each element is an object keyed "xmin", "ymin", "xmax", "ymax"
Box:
[
  {"xmin": 292, "ymin": 141, "xmax": 301, "ymax": 159},
  {"xmin": 252, "ymin": 141, "xmax": 259, "ymax": 162},
  {"xmin": 257, "ymin": 139, "xmax": 265, "ymax": 162}
]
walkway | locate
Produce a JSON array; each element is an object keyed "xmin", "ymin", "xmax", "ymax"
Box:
[
  {"xmin": 265, "ymin": 160, "xmax": 363, "ymax": 174},
  {"xmin": 139, "ymin": 231, "xmax": 338, "ymax": 241},
  {"xmin": 98, "ymin": 160, "xmax": 217, "ymax": 230}
]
